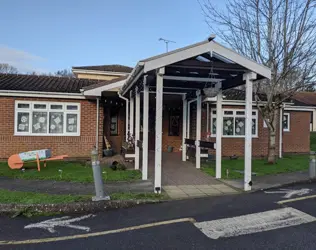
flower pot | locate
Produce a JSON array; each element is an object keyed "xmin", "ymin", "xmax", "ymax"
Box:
[{"xmin": 103, "ymin": 149, "xmax": 113, "ymax": 157}]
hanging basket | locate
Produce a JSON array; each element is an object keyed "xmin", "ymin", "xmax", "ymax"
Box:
[{"xmin": 203, "ymin": 87, "xmax": 219, "ymax": 97}]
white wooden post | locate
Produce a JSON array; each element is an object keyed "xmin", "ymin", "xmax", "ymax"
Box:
[
  {"xmin": 135, "ymin": 86, "xmax": 140, "ymax": 170},
  {"xmin": 216, "ymin": 83, "xmax": 223, "ymax": 179},
  {"xmin": 243, "ymin": 72, "xmax": 257, "ymax": 191},
  {"xmin": 196, "ymin": 90, "xmax": 202, "ymax": 169},
  {"xmin": 182, "ymin": 94, "xmax": 187, "ymax": 161},
  {"xmin": 206, "ymin": 103, "xmax": 210, "ymax": 133},
  {"xmin": 129, "ymin": 91, "xmax": 134, "ymax": 137},
  {"xmin": 155, "ymin": 68, "xmax": 164, "ymax": 193},
  {"xmin": 279, "ymin": 106, "xmax": 283, "ymax": 158},
  {"xmin": 142, "ymin": 76, "xmax": 149, "ymax": 180}
]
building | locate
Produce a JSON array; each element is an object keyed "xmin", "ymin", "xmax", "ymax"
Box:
[{"xmin": 0, "ymin": 39, "xmax": 312, "ymax": 192}]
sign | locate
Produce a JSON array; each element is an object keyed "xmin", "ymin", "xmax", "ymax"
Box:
[{"xmin": 24, "ymin": 214, "xmax": 95, "ymax": 233}]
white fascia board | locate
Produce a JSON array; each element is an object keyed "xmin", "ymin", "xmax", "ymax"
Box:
[
  {"xmin": 163, "ymin": 75, "xmax": 224, "ymax": 82},
  {"xmin": 0, "ymin": 90, "xmax": 85, "ymax": 99},
  {"xmin": 83, "ymin": 79, "xmax": 126, "ymax": 97},
  {"xmin": 121, "ymin": 64, "xmax": 144, "ymax": 95},
  {"xmin": 72, "ymin": 69, "xmax": 129, "ymax": 76},
  {"xmin": 211, "ymin": 42, "xmax": 271, "ymax": 79},
  {"xmin": 284, "ymin": 106, "xmax": 315, "ymax": 111},
  {"xmin": 143, "ymin": 41, "xmax": 211, "ymax": 73}
]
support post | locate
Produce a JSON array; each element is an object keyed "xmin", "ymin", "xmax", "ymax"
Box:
[
  {"xmin": 196, "ymin": 90, "xmax": 202, "ymax": 169},
  {"xmin": 142, "ymin": 76, "xmax": 149, "ymax": 180},
  {"xmin": 243, "ymin": 72, "xmax": 257, "ymax": 191},
  {"xmin": 182, "ymin": 94, "xmax": 187, "ymax": 161},
  {"xmin": 206, "ymin": 102, "xmax": 210, "ymax": 133},
  {"xmin": 216, "ymin": 83, "xmax": 222, "ymax": 179},
  {"xmin": 279, "ymin": 105, "xmax": 283, "ymax": 158},
  {"xmin": 155, "ymin": 68, "xmax": 164, "ymax": 193},
  {"xmin": 129, "ymin": 91, "xmax": 134, "ymax": 137},
  {"xmin": 135, "ymin": 86, "xmax": 140, "ymax": 170}
]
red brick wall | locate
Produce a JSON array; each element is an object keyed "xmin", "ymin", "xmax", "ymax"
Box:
[
  {"xmin": 0, "ymin": 97, "xmax": 103, "ymax": 159},
  {"xmin": 283, "ymin": 111, "xmax": 310, "ymax": 154}
]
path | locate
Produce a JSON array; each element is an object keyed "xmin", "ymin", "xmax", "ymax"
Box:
[
  {"xmin": 0, "ymin": 177, "xmax": 153, "ymax": 195},
  {"xmin": 148, "ymin": 152, "xmax": 238, "ymax": 198}
]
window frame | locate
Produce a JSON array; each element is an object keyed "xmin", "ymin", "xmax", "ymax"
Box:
[
  {"xmin": 210, "ymin": 108, "xmax": 258, "ymax": 138},
  {"xmin": 110, "ymin": 110, "xmax": 119, "ymax": 136},
  {"xmin": 14, "ymin": 101, "xmax": 80, "ymax": 136},
  {"xmin": 283, "ymin": 113, "xmax": 290, "ymax": 132}
]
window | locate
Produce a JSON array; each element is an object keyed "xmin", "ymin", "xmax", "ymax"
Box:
[
  {"xmin": 110, "ymin": 111, "xmax": 119, "ymax": 136},
  {"xmin": 211, "ymin": 109, "xmax": 258, "ymax": 137},
  {"xmin": 283, "ymin": 113, "xmax": 290, "ymax": 132},
  {"xmin": 168, "ymin": 110, "xmax": 180, "ymax": 136},
  {"xmin": 15, "ymin": 101, "xmax": 80, "ymax": 136}
]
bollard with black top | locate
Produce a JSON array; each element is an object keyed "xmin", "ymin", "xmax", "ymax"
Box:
[{"xmin": 91, "ymin": 146, "xmax": 110, "ymax": 201}]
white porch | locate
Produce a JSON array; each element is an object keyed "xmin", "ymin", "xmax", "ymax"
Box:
[{"xmin": 119, "ymin": 36, "xmax": 271, "ymax": 193}]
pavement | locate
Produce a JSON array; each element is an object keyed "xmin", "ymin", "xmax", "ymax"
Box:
[
  {"xmin": 221, "ymin": 170, "xmax": 310, "ymax": 190},
  {"xmin": 2, "ymin": 181, "xmax": 316, "ymax": 249},
  {"xmin": 0, "ymin": 176, "xmax": 153, "ymax": 195}
]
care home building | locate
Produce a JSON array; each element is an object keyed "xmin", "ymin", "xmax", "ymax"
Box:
[{"xmin": 0, "ymin": 38, "xmax": 311, "ymax": 192}]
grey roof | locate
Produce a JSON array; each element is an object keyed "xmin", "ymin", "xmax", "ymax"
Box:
[
  {"xmin": 72, "ymin": 64, "xmax": 133, "ymax": 73},
  {"xmin": 0, "ymin": 73, "xmax": 103, "ymax": 93}
]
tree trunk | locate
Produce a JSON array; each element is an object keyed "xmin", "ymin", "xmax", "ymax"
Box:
[
  {"xmin": 267, "ymin": 110, "xmax": 278, "ymax": 164},
  {"xmin": 267, "ymin": 128, "xmax": 276, "ymax": 164}
]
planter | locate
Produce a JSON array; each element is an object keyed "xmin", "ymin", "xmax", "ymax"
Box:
[
  {"xmin": 121, "ymin": 146, "xmax": 135, "ymax": 162},
  {"xmin": 103, "ymin": 149, "xmax": 113, "ymax": 157},
  {"xmin": 167, "ymin": 146, "xmax": 174, "ymax": 153}
]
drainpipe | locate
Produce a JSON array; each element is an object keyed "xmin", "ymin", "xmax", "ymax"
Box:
[
  {"xmin": 187, "ymin": 98, "xmax": 197, "ymax": 138},
  {"xmin": 118, "ymin": 92, "xmax": 129, "ymax": 141},
  {"xmin": 96, "ymin": 97, "xmax": 100, "ymax": 150}
]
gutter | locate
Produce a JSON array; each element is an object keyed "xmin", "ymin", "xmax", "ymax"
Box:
[
  {"xmin": 120, "ymin": 62, "xmax": 145, "ymax": 96},
  {"xmin": 72, "ymin": 69, "xmax": 129, "ymax": 77},
  {"xmin": 0, "ymin": 90, "xmax": 85, "ymax": 99},
  {"xmin": 118, "ymin": 91, "xmax": 129, "ymax": 141}
]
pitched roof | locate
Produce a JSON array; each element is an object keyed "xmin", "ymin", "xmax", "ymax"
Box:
[
  {"xmin": 292, "ymin": 92, "xmax": 316, "ymax": 106},
  {"xmin": 0, "ymin": 73, "xmax": 103, "ymax": 93},
  {"xmin": 222, "ymin": 89, "xmax": 267, "ymax": 101},
  {"xmin": 72, "ymin": 64, "xmax": 133, "ymax": 73},
  {"xmin": 82, "ymin": 75, "xmax": 128, "ymax": 91}
]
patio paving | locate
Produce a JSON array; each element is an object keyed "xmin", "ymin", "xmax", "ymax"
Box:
[{"xmin": 147, "ymin": 152, "xmax": 240, "ymax": 199}]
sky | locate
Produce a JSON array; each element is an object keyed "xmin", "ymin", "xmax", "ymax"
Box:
[{"xmin": 0, "ymin": 0, "xmax": 225, "ymax": 73}]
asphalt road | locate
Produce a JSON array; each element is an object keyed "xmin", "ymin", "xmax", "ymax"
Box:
[{"xmin": 2, "ymin": 182, "xmax": 316, "ymax": 249}]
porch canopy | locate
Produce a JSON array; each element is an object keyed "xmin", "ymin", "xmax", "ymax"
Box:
[{"xmin": 120, "ymin": 37, "xmax": 271, "ymax": 193}]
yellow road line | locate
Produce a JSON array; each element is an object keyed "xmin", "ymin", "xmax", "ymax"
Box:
[
  {"xmin": 277, "ymin": 194, "xmax": 316, "ymax": 205},
  {"xmin": 0, "ymin": 217, "xmax": 196, "ymax": 245}
]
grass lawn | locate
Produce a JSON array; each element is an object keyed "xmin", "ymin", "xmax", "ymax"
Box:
[
  {"xmin": 0, "ymin": 161, "xmax": 141, "ymax": 183},
  {"xmin": 311, "ymin": 132, "xmax": 316, "ymax": 151},
  {"xmin": 0, "ymin": 189, "xmax": 165, "ymax": 205},
  {"xmin": 201, "ymin": 155, "xmax": 309, "ymax": 179}
]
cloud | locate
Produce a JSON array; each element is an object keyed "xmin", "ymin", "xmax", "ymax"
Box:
[{"xmin": 0, "ymin": 45, "xmax": 49, "ymax": 73}]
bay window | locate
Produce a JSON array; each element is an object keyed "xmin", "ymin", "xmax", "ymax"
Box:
[
  {"xmin": 211, "ymin": 109, "xmax": 258, "ymax": 137},
  {"xmin": 15, "ymin": 101, "xmax": 80, "ymax": 136}
]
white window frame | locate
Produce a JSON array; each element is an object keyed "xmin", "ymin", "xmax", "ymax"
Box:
[
  {"xmin": 210, "ymin": 108, "xmax": 258, "ymax": 138},
  {"xmin": 283, "ymin": 113, "xmax": 290, "ymax": 132},
  {"xmin": 15, "ymin": 101, "xmax": 81, "ymax": 136}
]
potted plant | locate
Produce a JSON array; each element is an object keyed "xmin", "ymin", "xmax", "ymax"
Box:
[{"xmin": 103, "ymin": 136, "xmax": 113, "ymax": 157}]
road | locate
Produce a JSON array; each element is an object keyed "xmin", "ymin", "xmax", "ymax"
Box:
[{"xmin": 1, "ymin": 182, "xmax": 316, "ymax": 249}]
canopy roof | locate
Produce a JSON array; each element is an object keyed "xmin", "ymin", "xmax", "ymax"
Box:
[{"xmin": 120, "ymin": 38, "xmax": 271, "ymax": 97}]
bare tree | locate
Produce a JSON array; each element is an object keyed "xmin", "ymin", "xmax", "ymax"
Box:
[
  {"xmin": 0, "ymin": 63, "xmax": 18, "ymax": 74},
  {"xmin": 200, "ymin": 0, "xmax": 316, "ymax": 163},
  {"xmin": 55, "ymin": 69, "xmax": 74, "ymax": 77}
]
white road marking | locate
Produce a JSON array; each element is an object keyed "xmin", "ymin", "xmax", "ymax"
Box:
[
  {"xmin": 24, "ymin": 214, "xmax": 96, "ymax": 233},
  {"xmin": 264, "ymin": 188, "xmax": 311, "ymax": 198},
  {"xmin": 194, "ymin": 207, "xmax": 316, "ymax": 240}
]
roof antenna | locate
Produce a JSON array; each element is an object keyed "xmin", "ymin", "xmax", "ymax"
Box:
[{"xmin": 159, "ymin": 38, "xmax": 176, "ymax": 52}]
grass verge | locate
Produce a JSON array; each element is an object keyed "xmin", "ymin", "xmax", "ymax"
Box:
[
  {"xmin": 0, "ymin": 189, "xmax": 165, "ymax": 205},
  {"xmin": 202, "ymin": 155, "xmax": 309, "ymax": 179},
  {"xmin": 0, "ymin": 161, "xmax": 141, "ymax": 183}
]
